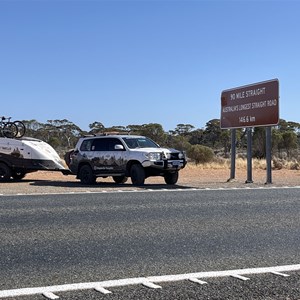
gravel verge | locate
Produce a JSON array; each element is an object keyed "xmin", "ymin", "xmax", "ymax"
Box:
[{"xmin": 1, "ymin": 166, "xmax": 300, "ymax": 195}]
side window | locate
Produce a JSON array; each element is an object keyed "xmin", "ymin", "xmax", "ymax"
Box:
[
  {"xmin": 107, "ymin": 138, "xmax": 124, "ymax": 151},
  {"xmin": 81, "ymin": 138, "xmax": 124, "ymax": 152},
  {"xmin": 92, "ymin": 138, "xmax": 108, "ymax": 151},
  {"xmin": 80, "ymin": 139, "xmax": 93, "ymax": 151}
]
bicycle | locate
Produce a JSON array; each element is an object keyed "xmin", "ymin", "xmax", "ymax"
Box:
[{"xmin": 0, "ymin": 116, "xmax": 26, "ymax": 138}]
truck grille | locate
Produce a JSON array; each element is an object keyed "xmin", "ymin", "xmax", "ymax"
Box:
[{"xmin": 169, "ymin": 153, "xmax": 179, "ymax": 160}]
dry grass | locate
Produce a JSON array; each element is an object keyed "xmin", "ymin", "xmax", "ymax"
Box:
[
  {"xmin": 187, "ymin": 157, "xmax": 300, "ymax": 171},
  {"xmin": 186, "ymin": 158, "xmax": 266, "ymax": 170}
]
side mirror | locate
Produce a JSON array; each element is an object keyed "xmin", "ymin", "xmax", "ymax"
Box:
[{"xmin": 114, "ymin": 144, "xmax": 124, "ymax": 150}]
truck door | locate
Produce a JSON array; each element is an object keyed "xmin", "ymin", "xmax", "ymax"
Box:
[{"xmin": 91, "ymin": 138, "xmax": 127, "ymax": 174}]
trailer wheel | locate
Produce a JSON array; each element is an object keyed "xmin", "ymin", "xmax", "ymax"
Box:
[
  {"xmin": 0, "ymin": 163, "xmax": 12, "ymax": 181},
  {"xmin": 78, "ymin": 165, "xmax": 96, "ymax": 185}
]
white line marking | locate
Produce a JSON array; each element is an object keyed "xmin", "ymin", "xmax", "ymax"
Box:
[
  {"xmin": 142, "ymin": 281, "xmax": 162, "ymax": 289},
  {"xmin": 188, "ymin": 278, "xmax": 208, "ymax": 285},
  {"xmin": 230, "ymin": 274, "xmax": 250, "ymax": 281},
  {"xmin": 147, "ymin": 264, "xmax": 300, "ymax": 283},
  {"xmin": 42, "ymin": 292, "xmax": 59, "ymax": 299},
  {"xmin": 2, "ymin": 186, "xmax": 300, "ymax": 197},
  {"xmin": 94, "ymin": 286, "xmax": 112, "ymax": 294},
  {"xmin": 1, "ymin": 264, "xmax": 300, "ymax": 298},
  {"xmin": 271, "ymin": 271, "xmax": 290, "ymax": 277}
]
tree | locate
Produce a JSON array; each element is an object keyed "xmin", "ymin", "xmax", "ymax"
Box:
[
  {"xmin": 126, "ymin": 124, "xmax": 143, "ymax": 134},
  {"xmin": 46, "ymin": 119, "xmax": 83, "ymax": 149},
  {"xmin": 21, "ymin": 119, "xmax": 44, "ymax": 138},
  {"xmin": 253, "ymin": 127, "xmax": 266, "ymax": 158},
  {"xmin": 203, "ymin": 119, "xmax": 222, "ymax": 148},
  {"xmin": 188, "ymin": 128, "xmax": 204, "ymax": 145},
  {"xmin": 272, "ymin": 128, "xmax": 283, "ymax": 156},
  {"xmin": 220, "ymin": 130, "xmax": 231, "ymax": 156},
  {"xmin": 89, "ymin": 121, "xmax": 105, "ymax": 134},
  {"xmin": 282, "ymin": 130, "xmax": 298, "ymax": 158},
  {"xmin": 139, "ymin": 123, "xmax": 167, "ymax": 145},
  {"xmin": 170, "ymin": 124, "xmax": 195, "ymax": 136},
  {"xmin": 166, "ymin": 134, "xmax": 191, "ymax": 151}
]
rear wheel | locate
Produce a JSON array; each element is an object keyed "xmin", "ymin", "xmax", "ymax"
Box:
[
  {"xmin": 0, "ymin": 163, "xmax": 12, "ymax": 181},
  {"xmin": 113, "ymin": 176, "xmax": 128, "ymax": 184},
  {"xmin": 78, "ymin": 165, "xmax": 96, "ymax": 185},
  {"xmin": 164, "ymin": 171, "xmax": 179, "ymax": 185},
  {"xmin": 12, "ymin": 171, "xmax": 26, "ymax": 180},
  {"xmin": 130, "ymin": 164, "xmax": 145, "ymax": 186}
]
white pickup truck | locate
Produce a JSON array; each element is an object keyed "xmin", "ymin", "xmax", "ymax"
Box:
[{"xmin": 65, "ymin": 134, "xmax": 187, "ymax": 185}]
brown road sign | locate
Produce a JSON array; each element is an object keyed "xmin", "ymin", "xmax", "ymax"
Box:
[{"xmin": 220, "ymin": 79, "xmax": 279, "ymax": 129}]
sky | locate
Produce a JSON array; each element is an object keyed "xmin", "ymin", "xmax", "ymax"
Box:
[{"xmin": 1, "ymin": 0, "xmax": 300, "ymax": 132}]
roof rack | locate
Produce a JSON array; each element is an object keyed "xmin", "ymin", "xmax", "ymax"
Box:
[
  {"xmin": 101, "ymin": 131, "xmax": 131, "ymax": 136},
  {"xmin": 83, "ymin": 131, "xmax": 131, "ymax": 137}
]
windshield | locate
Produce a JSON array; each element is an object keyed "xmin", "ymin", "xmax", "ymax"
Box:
[{"xmin": 122, "ymin": 137, "xmax": 159, "ymax": 149}]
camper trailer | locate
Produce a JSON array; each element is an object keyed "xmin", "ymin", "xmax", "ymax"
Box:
[{"xmin": 0, "ymin": 137, "xmax": 69, "ymax": 181}]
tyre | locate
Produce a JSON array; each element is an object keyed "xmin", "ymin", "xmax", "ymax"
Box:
[
  {"xmin": 12, "ymin": 171, "xmax": 26, "ymax": 180},
  {"xmin": 78, "ymin": 165, "xmax": 96, "ymax": 185},
  {"xmin": 113, "ymin": 176, "xmax": 128, "ymax": 184},
  {"xmin": 3, "ymin": 122, "xmax": 18, "ymax": 138},
  {"xmin": 14, "ymin": 121, "xmax": 26, "ymax": 138},
  {"xmin": 164, "ymin": 171, "xmax": 179, "ymax": 185},
  {"xmin": 0, "ymin": 163, "xmax": 12, "ymax": 181},
  {"xmin": 130, "ymin": 164, "xmax": 145, "ymax": 186}
]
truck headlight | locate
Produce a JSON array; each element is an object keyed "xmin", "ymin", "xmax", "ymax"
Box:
[
  {"xmin": 178, "ymin": 152, "xmax": 185, "ymax": 159},
  {"xmin": 145, "ymin": 152, "xmax": 162, "ymax": 161}
]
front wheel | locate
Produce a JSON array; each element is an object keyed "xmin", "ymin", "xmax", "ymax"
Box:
[
  {"xmin": 0, "ymin": 163, "xmax": 12, "ymax": 181},
  {"xmin": 130, "ymin": 164, "xmax": 145, "ymax": 186},
  {"xmin": 78, "ymin": 165, "xmax": 96, "ymax": 185},
  {"xmin": 164, "ymin": 171, "xmax": 179, "ymax": 185},
  {"xmin": 14, "ymin": 121, "xmax": 26, "ymax": 138}
]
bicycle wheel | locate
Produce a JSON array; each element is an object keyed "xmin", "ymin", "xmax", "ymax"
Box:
[
  {"xmin": 14, "ymin": 120, "xmax": 26, "ymax": 138},
  {"xmin": 3, "ymin": 122, "xmax": 18, "ymax": 138}
]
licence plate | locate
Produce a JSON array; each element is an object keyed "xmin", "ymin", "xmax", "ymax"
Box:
[{"xmin": 172, "ymin": 161, "xmax": 181, "ymax": 166}]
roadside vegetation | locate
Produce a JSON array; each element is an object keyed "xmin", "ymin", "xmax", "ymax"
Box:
[{"xmin": 16, "ymin": 118, "xmax": 300, "ymax": 170}]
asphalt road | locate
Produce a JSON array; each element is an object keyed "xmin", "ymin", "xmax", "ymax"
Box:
[{"xmin": 1, "ymin": 188, "xmax": 300, "ymax": 299}]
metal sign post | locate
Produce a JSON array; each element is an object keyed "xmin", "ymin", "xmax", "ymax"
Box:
[
  {"xmin": 246, "ymin": 127, "xmax": 253, "ymax": 183},
  {"xmin": 265, "ymin": 126, "xmax": 272, "ymax": 184},
  {"xmin": 228, "ymin": 128, "xmax": 236, "ymax": 181}
]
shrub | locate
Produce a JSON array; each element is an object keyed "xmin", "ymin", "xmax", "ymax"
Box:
[{"xmin": 187, "ymin": 144, "xmax": 214, "ymax": 165}]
